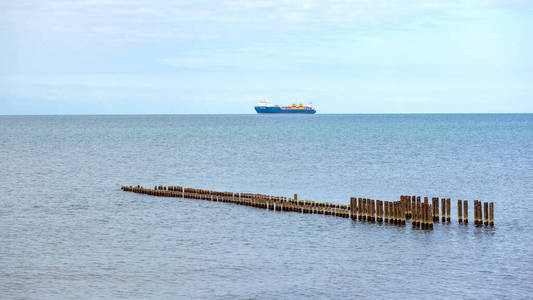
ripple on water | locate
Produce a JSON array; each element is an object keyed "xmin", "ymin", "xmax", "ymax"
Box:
[{"xmin": 1, "ymin": 114, "xmax": 532, "ymax": 299}]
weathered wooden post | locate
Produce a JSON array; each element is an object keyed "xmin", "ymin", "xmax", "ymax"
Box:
[
  {"xmin": 430, "ymin": 197, "xmax": 434, "ymax": 221},
  {"xmin": 371, "ymin": 199, "xmax": 376, "ymax": 222},
  {"xmin": 416, "ymin": 196, "xmax": 421, "ymax": 217},
  {"xmin": 434, "ymin": 197, "xmax": 438, "ymax": 222},
  {"xmin": 441, "ymin": 198, "xmax": 446, "ymax": 223},
  {"xmin": 349, "ymin": 197, "xmax": 353, "ymax": 219},
  {"xmin": 428, "ymin": 203, "xmax": 432, "ymax": 228},
  {"xmin": 396, "ymin": 201, "xmax": 400, "ymax": 224},
  {"xmin": 367, "ymin": 199, "xmax": 371, "ymax": 221},
  {"xmin": 383, "ymin": 202, "xmax": 387, "ymax": 223},
  {"xmin": 362, "ymin": 199, "xmax": 367, "ymax": 221},
  {"xmin": 400, "ymin": 200, "xmax": 406, "ymax": 225},
  {"xmin": 390, "ymin": 201, "xmax": 394, "ymax": 223},
  {"xmin": 474, "ymin": 200, "xmax": 478, "ymax": 225},
  {"xmin": 422, "ymin": 203, "xmax": 427, "ymax": 229},
  {"xmin": 428, "ymin": 204, "xmax": 433, "ymax": 229},
  {"xmin": 407, "ymin": 196, "xmax": 411, "ymax": 219},
  {"xmin": 398, "ymin": 200, "xmax": 405, "ymax": 225},
  {"xmin": 382, "ymin": 202, "xmax": 386, "ymax": 223},
  {"xmin": 475, "ymin": 200, "xmax": 479, "ymax": 225},
  {"xmin": 388, "ymin": 201, "xmax": 392, "ymax": 223},
  {"xmin": 367, "ymin": 200, "xmax": 371, "ymax": 221},
  {"xmin": 383, "ymin": 200, "xmax": 386, "ymax": 223},
  {"xmin": 479, "ymin": 201, "xmax": 483, "ymax": 225},
  {"xmin": 473, "ymin": 200, "xmax": 477, "ymax": 224},
  {"xmin": 394, "ymin": 201, "xmax": 399, "ymax": 224},
  {"xmin": 458, "ymin": 200, "xmax": 463, "ymax": 223},
  {"xmin": 390, "ymin": 202, "xmax": 394, "ymax": 224},
  {"xmin": 431, "ymin": 197, "xmax": 434, "ymax": 223},
  {"xmin": 350, "ymin": 197, "xmax": 356, "ymax": 220},
  {"xmin": 391, "ymin": 201, "xmax": 398, "ymax": 224},
  {"xmin": 389, "ymin": 201, "xmax": 396, "ymax": 224},
  {"xmin": 417, "ymin": 202, "xmax": 422, "ymax": 228},
  {"xmin": 375, "ymin": 200, "xmax": 379, "ymax": 222},
  {"xmin": 400, "ymin": 196, "xmax": 404, "ymax": 218},
  {"xmin": 426, "ymin": 203, "xmax": 431, "ymax": 228},
  {"xmin": 411, "ymin": 195, "xmax": 416, "ymax": 218},
  {"xmin": 463, "ymin": 200, "xmax": 468, "ymax": 224},
  {"xmin": 446, "ymin": 198, "xmax": 451, "ymax": 222},
  {"xmin": 411, "ymin": 200, "xmax": 416, "ymax": 227},
  {"xmin": 400, "ymin": 196, "xmax": 407, "ymax": 217},
  {"xmin": 421, "ymin": 202, "xmax": 426, "ymax": 228},
  {"xmin": 474, "ymin": 200, "xmax": 483, "ymax": 225},
  {"xmin": 357, "ymin": 198, "xmax": 362, "ymax": 220},
  {"xmin": 377, "ymin": 200, "xmax": 382, "ymax": 223},
  {"xmin": 489, "ymin": 202, "xmax": 494, "ymax": 226},
  {"xmin": 417, "ymin": 201, "xmax": 423, "ymax": 227}
]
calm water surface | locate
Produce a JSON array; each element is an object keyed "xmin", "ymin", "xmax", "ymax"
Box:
[{"xmin": 1, "ymin": 114, "xmax": 532, "ymax": 299}]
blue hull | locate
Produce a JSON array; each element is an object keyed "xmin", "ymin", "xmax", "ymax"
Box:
[{"xmin": 255, "ymin": 106, "xmax": 316, "ymax": 114}]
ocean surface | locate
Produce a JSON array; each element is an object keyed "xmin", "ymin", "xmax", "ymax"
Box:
[{"xmin": 1, "ymin": 114, "xmax": 532, "ymax": 299}]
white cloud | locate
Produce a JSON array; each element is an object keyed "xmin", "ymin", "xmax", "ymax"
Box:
[{"xmin": 0, "ymin": 0, "xmax": 491, "ymax": 40}]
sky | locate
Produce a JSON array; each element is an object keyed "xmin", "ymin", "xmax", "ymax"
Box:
[{"xmin": 1, "ymin": 0, "xmax": 532, "ymax": 114}]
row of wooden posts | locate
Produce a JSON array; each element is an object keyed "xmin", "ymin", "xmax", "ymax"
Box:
[{"xmin": 121, "ymin": 185, "xmax": 494, "ymax": 228}]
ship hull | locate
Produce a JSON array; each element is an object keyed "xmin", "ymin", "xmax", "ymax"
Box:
[{"xmin": 255, "ymin": 106, "xmax": 316, "ymax": 114}]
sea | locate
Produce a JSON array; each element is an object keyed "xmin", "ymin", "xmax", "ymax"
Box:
[{"xmin": 1, "ymin": 114, "xmax": 532, "ymax": 299}]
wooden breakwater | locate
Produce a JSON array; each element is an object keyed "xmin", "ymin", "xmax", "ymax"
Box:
[{"xmin": 121, "ymin": 185, "xmax": 494, "ymax": 229}]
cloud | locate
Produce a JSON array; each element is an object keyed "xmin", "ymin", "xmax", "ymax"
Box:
[
  {"xmin": 1, "ymin": 0, "xmax": 532, "ymax": 114},
  {"xmin": 0, "ymin": 0, "xmax": 492, "ymax": 40}
]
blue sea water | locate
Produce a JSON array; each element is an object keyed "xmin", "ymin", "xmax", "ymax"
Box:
[{"xmin": 1, "ymin": 114, "xmax": 532, "ymax": 299}]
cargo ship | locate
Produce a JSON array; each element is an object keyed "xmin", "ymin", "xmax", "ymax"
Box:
[{"xmin": 255, "ymin": 100, "xmax": 316, "ymax": 114}]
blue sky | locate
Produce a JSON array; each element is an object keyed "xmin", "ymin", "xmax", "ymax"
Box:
[{"xmin": 1, "ymin": 0, "xmax": 532, "ymax": 114}]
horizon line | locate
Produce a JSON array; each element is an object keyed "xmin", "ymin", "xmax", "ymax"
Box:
[{"xmin": 1, "ymin": 112, "xmax": 532, "ymax": 117}]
